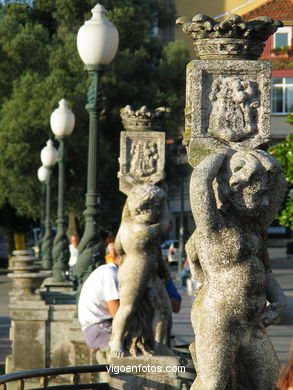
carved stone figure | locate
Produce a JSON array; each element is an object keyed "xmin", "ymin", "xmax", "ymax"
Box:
[
  {"xmin": 186, "ymin": 151, "xmax": 287, "ymax": 390},
  {"xmin": 119, "ymin": 131, "xmax": 165, "ymax": 195},
  {"xmin": 110, "ymin": 183, "xmax": 171, "ymax": 357},
  {"xmin": 176, "ymin": 14, "xmax": 282, "ymax": 60},
  {"xmin": 208, "ymin": 77, "xmax": 259, "ymax": 142},
  {"xmin": 129, "ymin": 140, "xmax": 159, "ymax": 177}
]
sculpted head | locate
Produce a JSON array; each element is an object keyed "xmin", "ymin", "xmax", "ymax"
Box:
[
  {"xmin": 217, "ymin": 150, "xmax": 283, "ymax": 216},
  {"xmin": 127, "ymin": 184, "xmax": 165, "ymax": 224}
]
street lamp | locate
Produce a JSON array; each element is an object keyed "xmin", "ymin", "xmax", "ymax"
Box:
[
  {"xmin": 40, "ymin": 140, "xmax": 58, "ymax": 270},
  {"xmin": 50, "ymin": 99, "xmax": 75, "ymax": 282},
  {"xmin": 37, "ymin": 166, "xmax": 49, "ymax": 256},
  {"xmin": 75, "ymin": 3, "xmax": 119, "ymax": 291}
]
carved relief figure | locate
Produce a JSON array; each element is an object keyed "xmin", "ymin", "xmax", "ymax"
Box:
[
  {"xmin": 129, "ymin": 140, "xmax": 159, "ymax": 177},
  {"xmin": 186, "ymin": 151, "xmax": 286, "ymax": 390},
  {"xmin": 110, "ymin": 184, "xmax": 171, "ymax": 357},
  {"xmin": 208, "ymin": 77, "xmax": 259, "ymax": 142}
]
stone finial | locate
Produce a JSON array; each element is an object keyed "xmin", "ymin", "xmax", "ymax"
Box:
[
  {"xmin": 176, "ymin": 14, "xmax": 283, "ymax": 60},
  {"xmin": 120, "ymin": 105, "xmax": 170, "ymax": 131}
]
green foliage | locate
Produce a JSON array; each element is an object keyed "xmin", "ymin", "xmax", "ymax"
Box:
[
  {"xmin": 0, "ymin": 0, "xmax": 189, "ymax": 231},
  {"xmin": 269, "ymin": 133, "xmax": 293, "ymax": 229},
  {"xmin": 271, "ymin": 58, "xmax": 293, "ymax": 70}
]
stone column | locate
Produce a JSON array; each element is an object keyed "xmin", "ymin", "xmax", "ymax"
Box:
[
  {"xmin": 6, "ymin": 250, "xmax": 50, "ymax": 372},
  {"xmin": 109, "ymin": 106, "xmax": 184, "ymax": 388},
  {"xmin": 177, "ymin": 13, "xmax": 287, "ymax": 390}
]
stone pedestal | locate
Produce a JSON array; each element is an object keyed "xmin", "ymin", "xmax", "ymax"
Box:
[
  {"xmin": 109, "ymin": 356, "xmax": 181, "ymax": 390},
  {"xmin": 69, "ymin": 318, "xmax": 94, "ymax": 366},
  {"xmin": 69, "ymin": 318, "xmax": 97, "ymax": 383},
  {"xmin": 6, "ymin": 293, "xmax": 83, "ymax": 373},
  {"xmin": 49, "ymin": 303, "xmax": 76, "ymax": 367},
  {"xmin": 7, "ymin": 296, "xmax": 49, "ymax": 372}
]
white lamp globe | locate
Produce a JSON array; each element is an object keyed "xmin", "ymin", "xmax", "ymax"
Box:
[
  {"xmin": 50, "ymin": 99, "xmax": 75, "ymax": 137},
  {"xmin": 37, "ymin": 166, "xmax": 49, "ymax": 182},
  {"xmin": 77, "ymin": 3, "xmax": 119, "ymax": 66},
  {"xmin": 40, "ymin": 140, "xmax": 58, "ymax": 167}
]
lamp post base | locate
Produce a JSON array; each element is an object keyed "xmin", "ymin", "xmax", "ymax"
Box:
[
  {"xmin": 52, "ymin": 230, "xmax": 69, "ymax": 282},
  {"xmin": 41, "ymin": 230, "xmax": 53, "ymax": 270},
  {"xmin": 74, "ymin": 222, "xmax": 105, "ymax": 298}
]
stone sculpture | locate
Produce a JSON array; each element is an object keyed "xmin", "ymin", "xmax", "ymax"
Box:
[
  {"xmin": 110, "ymin": 106, "xmax": 171, "ymax": 357},
  {"xmin": 110, "ymin": 183, "xmax": 171, "ymax": 357},
  {"xmin": 208, "ymin": 77, "xmax": 259, "ymax": 142},
  {"xmin": 186, "ymin": 151, "xmax": 286, "ymax": 390},
  {"xmin": 178, "ymin": 12, "xmax": 287, "ymax": 390}
]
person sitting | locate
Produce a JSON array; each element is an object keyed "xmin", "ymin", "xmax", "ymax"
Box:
[
  {"xmin": 105, "ymin": 242, "xmax": 120, "ymax": 264},
  {"xmin": 78, "ymin": 253, "xmax": 121, "ymax": 365}
]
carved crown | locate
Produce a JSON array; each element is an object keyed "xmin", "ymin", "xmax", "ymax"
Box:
[
  {"xmin": 120, "ymin": 105, "xmax": 170, "ymax": 131},
  {"xmin": 176, "ymin": 14, "xmax": 283, "ymax": 60}
]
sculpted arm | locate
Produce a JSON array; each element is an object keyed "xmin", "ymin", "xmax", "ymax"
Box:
[
  {"xmin": 261, "ymin": 272, "xmax": 287, "ymax": 327},
  {"xmin": 190, "ymin": 154, "xmax": 225, "ymax": 229},
  {"xmin": 185, "ymin": 232, "xmax": 204, "ymax": 291}
]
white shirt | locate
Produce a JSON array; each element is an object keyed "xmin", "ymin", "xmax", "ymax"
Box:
[
  {"xmin": 68, "ymin": 244, "xmax": 78, "ymax": 267},
  {"xmin": 78, "ymin": 263, "xmax": 119, "ymax": 331}
]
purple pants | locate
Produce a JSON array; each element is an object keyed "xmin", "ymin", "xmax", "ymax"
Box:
[{"xmin": 83, "ymin": 319, "xmax": 112, "ymax": 350}]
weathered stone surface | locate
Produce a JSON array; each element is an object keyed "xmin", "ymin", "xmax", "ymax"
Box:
[
  {"xmin": 113, "ymin": 106, "xmax": 172, "ymax": 358},
  {"xmin": 176, "ymin": 14, "xmax": 282, "ymax": 60},
  {"xmin": 110, "ymin": 184, "xmax": 171, "ymax": 357},
  {"xmin": 184, "ymin": 60, "xmax": 271, "ymax": 167},
  {"xmin": 69, "ymin": 318, "xmax": 96, "ymax": 383},
  {"xmin": 178, "ymin": 14, "xmax": 287, "ymax": 386},
  {"xmin": 7, "ymin": 299, "xmax": 49, "ymax": 372},
  {"xmin": 109, "ymin": 356, "xmax": 180, "ymax": 390},
  {"xmin": 12, "ymin": 320, "xmax": 47, "ymax": 370},
  {"xmin": 186, "ymin": 151, "xmax": 286, "ymax": 390},
  {"xmin": 120, "ymin": 105, "xmax": 169, "ymax": 132},
  {"xmin": 118, "ymin": 131, "xmax": 165, "ymax": 195},
  {"xmin": 6, "ymin": 294, "xmax": 91, "ymax": 372}
]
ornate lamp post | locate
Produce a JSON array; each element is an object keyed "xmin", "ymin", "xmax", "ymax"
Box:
[
  {"xmin": 50, "ymin": 99, "xmax": 75, "ymax": 282},
  {"xmin": 37, "ymin": 166, "xmax": 49, "ymax": 255},
  {"xmin": 75, "ymin": 3, "xmax": 119, "ymax": 291},
  {"xmin": 40, "ymin": 140, "xmax": 58, "ymax": 270}
]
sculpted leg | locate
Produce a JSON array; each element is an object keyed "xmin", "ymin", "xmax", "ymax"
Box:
[
  {"xmin": 110, "ymin": 261, "xmax": 149, "ymax": 356},
  {"xmin": 240, "ymin": 329, "xmax": 280, "ymax": 390},
  {"xmin": 147, "ymin": 278, "xmax": 171, "ymax": 349},
  {"xmin": 110, "ymin": 302, "xmax": 133, "ymax": 357},
  {"xmin": 191, "ymin": 308, "xmax": 241, "ymax": 390}
]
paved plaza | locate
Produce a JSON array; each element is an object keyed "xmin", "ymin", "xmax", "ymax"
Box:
[{"xmin": 0, "ymin": 245, "xmax": 292, "ymax": 374}]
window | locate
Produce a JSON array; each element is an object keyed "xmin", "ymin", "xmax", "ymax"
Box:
[
  {"xmin": 274, "ymin": 27, "xmax": 292, "ymax": 49},
  {"xmin": 272, "ymin": 77, "xmax": 293, "ymax": 113}
]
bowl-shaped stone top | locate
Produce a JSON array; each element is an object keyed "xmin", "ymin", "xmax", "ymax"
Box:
[
  {"xmin": 176, "ymin": 14, "xmax": 283, "ymax": 60},
  {"xmin": 120, "ymin": 105, "xmax": 170, "ymax": 131},
  {"xmin": 9, "ymin": 272, "xmax": 50, "ymax": 295}
]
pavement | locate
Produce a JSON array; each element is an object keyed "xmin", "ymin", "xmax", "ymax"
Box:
[{"xmin": 0, "ymin": 245, "xmax": 292, "ymax": 375}]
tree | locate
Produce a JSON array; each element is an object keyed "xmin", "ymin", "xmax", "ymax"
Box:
[
  {"xmin": 269, "ymin": 132, "xmax": 293, "ymax": 229},
  {"xmin": 0, "ymin": 0, "xmax": 189, "ymax": 233}
]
